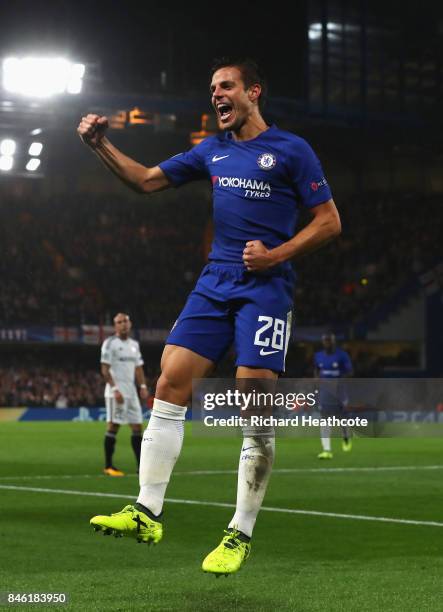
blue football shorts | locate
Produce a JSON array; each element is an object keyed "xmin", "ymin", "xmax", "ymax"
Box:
[
  {"xmin": 166, "ymin": 263, "xmax": 294, "ymax": 372},
  {"xmin": 318, "ymin": 382, "xmax": 349, "ymax": 415}
]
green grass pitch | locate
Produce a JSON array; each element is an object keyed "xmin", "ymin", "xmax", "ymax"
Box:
[{"xmin": 0, "ymin": 422, "xmax": 442, "ymax": 611}]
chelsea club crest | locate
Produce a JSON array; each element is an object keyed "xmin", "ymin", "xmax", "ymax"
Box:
[{"xmin": 257, "ymin": 152, "xmax": 276, "ymax": 170}]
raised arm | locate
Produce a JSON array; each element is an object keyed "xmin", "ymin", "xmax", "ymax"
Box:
[{"xmin": 77, "ymin": 114, "xmax": 171, "ymax": 194}]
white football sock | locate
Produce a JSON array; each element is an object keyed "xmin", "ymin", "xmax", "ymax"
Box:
[
  {"xmin": 137, "ymin": 398, "xmax": 186, "ymax": 516},
  {"xmin": 320, "ymin": 425, "xmax": 331, "ymax": 451},
  {"xmin": 228, "ymin": 426, "xmax": 275, "ymax": 538}
]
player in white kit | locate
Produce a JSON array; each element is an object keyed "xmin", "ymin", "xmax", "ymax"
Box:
[{"xmin": 100, "ymin": 313, "xmax": 148, "ymax": 476}]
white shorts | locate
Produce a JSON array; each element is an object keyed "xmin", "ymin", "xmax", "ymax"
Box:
[{"xmin": 105, "ymin": 395, "xmax": 143, "ymax": 425}]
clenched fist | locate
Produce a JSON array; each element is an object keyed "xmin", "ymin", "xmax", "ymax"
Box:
[
  {"xmin": 242, "ymin": 240, "xmax": 277, "ymax": 272},
  {"xmin": 77, "ymin": 113, "xmax": 108, "ymax": 148}
]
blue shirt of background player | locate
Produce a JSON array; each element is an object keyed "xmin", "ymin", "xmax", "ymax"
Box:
[
  {"xmin": 314, "ymin": 348, "xmax": 353, "ymax": 378},
  {"xmin": 314, "ymin": 347, "xmax": 353, "ymax": 409},
  {"xmin": 159, "ymin": 125, "xmax": 332, "ymax": 271}
]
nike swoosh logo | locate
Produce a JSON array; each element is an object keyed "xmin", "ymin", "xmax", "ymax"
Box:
[
  {"xmin": 241, "ymin": 446, "xmax": 260, "ymax": 452},
  {"xmin": 212, "ymin": 154, "xmax": 229, "ymax": 162},
  {"xmin": 259, "ymin": 348, "xmax": 279, "ymax": 356}
]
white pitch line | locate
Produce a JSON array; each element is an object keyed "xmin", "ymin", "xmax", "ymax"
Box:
[
  {"xmin": 0, "ymin": 474, "xmax": 115, "ymax": 481},
  {"xmin": 175, "ymin": 465, "xmax": 443, "ymax": 476},
  {"xmin": 1, "ymin": 484, "xmax": 442, "ymax": 528},
  {"xmin": 1, "ymin": 464, "xmax": 443, "ymax": 481},
  {"xmin": 0, "ymin": 474, "xmax": 105, "ymax": 481}
]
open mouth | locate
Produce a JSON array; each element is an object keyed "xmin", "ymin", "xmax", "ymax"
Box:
[{"xmin": 216, "ymin": 102, "xmax": 234, "ymax": 122}]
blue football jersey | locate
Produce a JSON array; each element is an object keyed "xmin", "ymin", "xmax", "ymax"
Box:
[
  {"xmin": 159, "ymin": 125, "xmax": 332, "ymax": 269},
  {"xmin": 314, "ymin": 349, "xmax": 353, "ymax": 378}
]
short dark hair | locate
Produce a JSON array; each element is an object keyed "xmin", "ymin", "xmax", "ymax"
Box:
[{"xmin": 209, "ymin": 57, "xmax": 268, "ymax": 112}]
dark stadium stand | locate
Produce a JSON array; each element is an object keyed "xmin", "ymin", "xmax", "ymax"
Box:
[{"xmin": 1, "ymin": 190, "xmax": 439, "ymax": 329}]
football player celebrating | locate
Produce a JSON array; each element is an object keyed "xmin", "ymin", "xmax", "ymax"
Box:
[{"xmin": 78, "ymin": 57, "xmax": 341, "ymax": 576}]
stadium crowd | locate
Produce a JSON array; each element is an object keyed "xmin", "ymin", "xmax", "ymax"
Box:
[
  {"xmin": 0, "ymin": 364, "xmax": 158, "ymax": 408},
  {"xmin": 0, "ymin": 366, "xmax": 104, "ymax": 407},
  {"xmin": 0, "ymin": 189, "xmax": 439, "ymax": 329},
  {"xmin": 0, "ymin": 342, "xmax": 418, "ymax": 408},
  {"xmin": 0, "ymin": 187, "xmax": 210, "ymax": 328},
  {"xmin": 295, "ymin": 191, "xmax": 440, "ymax": 325}
]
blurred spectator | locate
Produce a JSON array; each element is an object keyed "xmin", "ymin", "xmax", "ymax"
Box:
[{"xmin": 55, "ymin": 392, "xmax": 69, "ymax": 409}]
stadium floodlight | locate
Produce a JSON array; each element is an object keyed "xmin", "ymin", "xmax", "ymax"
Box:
[
  {"xmin": 66, "ymin": 63, "xmax": 85, "ymax": 94},
  {"xmin": 308, "ymin": 24, "xmax": 322, "ymax": 40},
  {"xmin": 2, "ymin": 57, "xmax": 86, "ymax": 98},
  {"xmin": 0, "ymin": 155, "xmax": 14, "ymax": 171},
  {"xmin": 0, "ymin": 138, "xmax": 16, "ymax": 156},
  {"xmin": 28, "ymin": 142, "xmax": 43, "ymax": 156},
  {"xmin": 26, "ymin": 158, "xmax": 41, "ymax": 172},
  {"xmin": 308, "ymin": 22, "xmax": 342, "ymax": 40}
]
